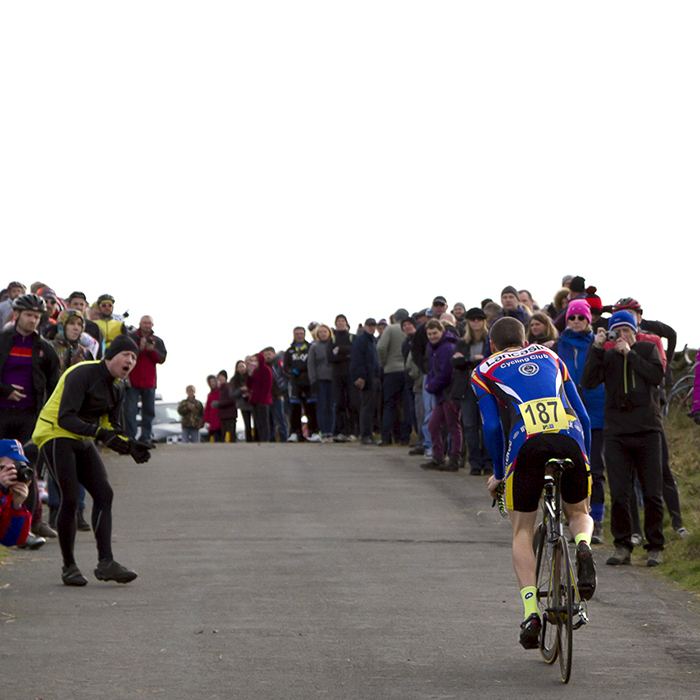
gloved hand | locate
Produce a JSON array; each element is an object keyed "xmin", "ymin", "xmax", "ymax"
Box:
[
  {"xmin": 128, "ymin": 439, "xmax": 151, "ymax": 464},
  {"xmin": 96, "ymin": 429, "xmax": 131, "ymax": 455}
]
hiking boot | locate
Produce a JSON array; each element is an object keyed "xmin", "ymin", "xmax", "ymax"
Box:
[
  {"xmin": 443, "ymin": 457, "xmax": 460, "ymax": 472},
  {"xmin": 94, "ymin": 560, "xmax": 138, "ymax": 584},
  {"xmin": 62, "ymin": 564, "xmax": 88, "ymax": 587},
  {"xmin": 591, "ymin": 521, "xmax": 604, "ymax": 545},
  {"xmin": 519, "ymin": 613, "xmax": 541, "ymax": 649},
  {"xmin": 576, "ymin": 541, "xmax": 597, "ymax": 600},
  {"xmin": 647, "ymin": 550, "xmax": 663, "ymax": 567},
  {"xmin": 77, "ymin": 509, "xmax": 91, "ymax": 532},
  {"xmin": 18, "ymin": 533, "xmax": 46, "ymax": 550},
  {"xmin": 32, "ymin": 520, "xmax": 57, "ymax": 538},
  {"xmin": 408, "ymin": 446, "xmax": 425, "ymax": 456},
  {"xmin": 606, "ymin": 546, "xmax": 631, "ymax": 566},
  {"xmin": 420, "ymin": 457, "xmax": 446, "ymax": 471}
]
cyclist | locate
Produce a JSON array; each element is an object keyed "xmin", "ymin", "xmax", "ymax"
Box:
[
  {"xmin": 32, "ymin": 335, "xmax": 151, "ymax": 587},
  {"xmin": 471, "ymin": 317, "xmax": 596, "ymax": 649}
]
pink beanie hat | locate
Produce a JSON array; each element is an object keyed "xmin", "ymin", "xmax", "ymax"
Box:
[{"xmin": 566, "ymin": 299, "xmax": 592, "ymax": 323}]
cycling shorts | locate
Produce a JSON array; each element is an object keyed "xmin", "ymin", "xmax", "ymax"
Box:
[{"xmin": 505, "ymin": 432, "xmax": 591, "ymax": 512}]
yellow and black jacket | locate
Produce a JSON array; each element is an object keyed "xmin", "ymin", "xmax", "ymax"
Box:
[{"xmin": 32, "ymin": 361, "xmax": 125, "ymax": 449}]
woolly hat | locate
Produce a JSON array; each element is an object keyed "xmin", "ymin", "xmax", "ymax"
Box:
[
  {"xmin": 566, "ymin": 300, "xmax": 592, "ymax": 324},
  {"xmin": 570, "ymin": 276, "xmax": 586, "ymax": 294},
  {"xmin": 105, "ymin": 334, "xmax": 139, "ymax": 360},
  {"xmin": 501, "ymin": 286, "xmax": 518, "ymax": 298},
  {"xmin": 608, "ymin": 310, "xmax": 637, "ymax": 333}
]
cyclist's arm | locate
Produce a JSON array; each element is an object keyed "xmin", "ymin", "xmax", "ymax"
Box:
[
  {"xmin": 478, "ymin": 393, "xmax": 506, "ymax": 480},
  {"xmin": 564, "ymin": 379, "xmax": 591, "ymax": 457}
]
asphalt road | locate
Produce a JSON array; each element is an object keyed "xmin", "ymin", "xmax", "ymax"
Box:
[{"xmin": 2, "ymin": 443, "xmax": 700, "ymax": 699}]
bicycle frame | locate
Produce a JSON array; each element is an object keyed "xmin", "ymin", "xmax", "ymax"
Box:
[{"xmin": 536, "ymin": 458, "xmax": 588, "ymax": 683}]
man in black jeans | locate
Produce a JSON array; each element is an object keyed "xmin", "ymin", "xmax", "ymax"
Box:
[
  {"xmin": 581, "ymin": 310, "xmax": 665, "ymax": 567},
  {"xmin": 350, "ymin": 319, "xmax": 380, "ymax": 445}
]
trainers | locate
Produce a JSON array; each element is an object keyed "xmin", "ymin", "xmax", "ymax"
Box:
[
  {"xmin": 469, "ymin": 468, "xmax": 482, "ymax": 476},
  {"xmin": 576, "ymin": 542, "xmax": 597, "ymax": 600},
  {"xmin": 18, "ymin": 533, "xmax": 46, "ymax": 550},
  {"xmin": 94, "ymin": 560, "xmax": 138, "ymax": 584},
  {"xmin": 591, "ymin": 521, "xmax": 604, "ymax": 545},
  {"xmin": 647, "ymin": 550, "xmax": 663, "ymax": 567},
  {"xmin": 62, "ymin": 564, "xmax": 88, "ymax": 587},
  {"xmin": 360, "ymin": 437, "xmax": 378, "ymax": 445},
  {"xmin": 333, "ymin": 434, "xmax": 349, "ymax": 443},
  {"xmin": 606, "ymin": 546, "xmax": 631, "ymax": 566},
  {"xmin": 307, "ymin": 433, "xmax": 323, "ymax": 443},
  {"xmin": 420, "ymin": 457, "xmax": 446, "ymax": 471},
  {"xmin": 408, "ymin": 446, "xmax": 425, "ymax": 456},
  {"xmin": 32, "ymin": 520, "xmax": 57, "ymax": 538},
  {"xmin": 676, "ymin": 527, "xmax": 692, "ymax": 538},
  {"xmin": 287, "ymin": 434, "xmax": 299, "ymax": 443},
  {"xmin": 519, "ymin": 613, "xmax": 541, "ymax": 649}
]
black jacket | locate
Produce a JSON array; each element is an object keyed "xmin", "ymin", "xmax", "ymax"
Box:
[
  {"xmin": 580, "ymin": 341, "xmax": 664, "ymax": 435},
  {"xmin": 0, "ymin": 328, "xmax": 60, "ymax": 416}
]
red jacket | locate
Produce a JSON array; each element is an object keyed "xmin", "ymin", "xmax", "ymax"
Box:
[
  {"xmin": 127, "ymin": 331, "xmax": 167, "ymax": 389},
  {"xmin": 0, "ymin": 490, "xmax": 31, "ymax": 547},
  {"xmin": 203, "ymin": 389, "xmax": 221, "ymax": 432},
  {"xmin": 246, "ymin": 353, "xmax": 273, "ymax": 405}
]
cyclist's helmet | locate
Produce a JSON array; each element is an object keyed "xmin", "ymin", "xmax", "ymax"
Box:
[
  {"xmin": 97, "ymin": 294, "xmax": 115, "ymax": 305},
  {"xmin": 12, "ymin": 294, "xmax": 47, "ymax": 313},
  {"xmin": 613, "ymin": 297, "xmax": 642, "ymax": 313}
]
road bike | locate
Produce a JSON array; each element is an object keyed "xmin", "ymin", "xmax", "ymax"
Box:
[{"xmin": 532, "ymin": 458, "xmax": 589, "ymax": 683}]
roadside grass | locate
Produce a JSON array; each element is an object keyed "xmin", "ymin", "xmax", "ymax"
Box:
[{"xmin": 654, "ymin": 406, "xmax": 700, "ymax": 592}]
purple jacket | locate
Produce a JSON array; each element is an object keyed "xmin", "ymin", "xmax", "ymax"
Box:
[
  {"xmin": 693, "ymin": 357, "xmax": 700, "ymax": 414},
  {"xmin": 425, "ymin": 331, "xmax": 459, "ymax": 404}
]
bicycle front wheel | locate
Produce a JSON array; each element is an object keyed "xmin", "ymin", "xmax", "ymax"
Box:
[
  {"xmin": 555, "ymin": 537, "xmax": 574, "ymax": 683},
  {"xmin": 535, "ymin": 517, "xmax": 557, "ymax": 663}
]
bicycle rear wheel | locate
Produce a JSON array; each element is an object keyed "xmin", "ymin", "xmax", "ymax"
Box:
[
  {"xmin": 535, "ymin": 516, "xmax": 557, "ymax": 663},
  {"xmin": 555, "ymin": 537, "xmax": 574, "ymax": 683}
]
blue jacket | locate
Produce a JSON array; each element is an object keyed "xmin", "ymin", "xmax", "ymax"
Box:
[
  {"xmin": 554, "ymin": 329, "xmax": 605, "ymax": 430},
  {"xmin": 350, "ymin": 331, "xmax": 380, "ymax": 388}
]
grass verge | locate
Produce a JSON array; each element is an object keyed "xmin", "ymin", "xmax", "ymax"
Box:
[{"xmin": 653, "ymin": 407, "xmax": 700, "ymax": 592}]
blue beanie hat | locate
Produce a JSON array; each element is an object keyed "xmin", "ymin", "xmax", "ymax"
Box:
[{"xmin": 608, "ymin": 310, "xmax": 637, "ymax": 333}]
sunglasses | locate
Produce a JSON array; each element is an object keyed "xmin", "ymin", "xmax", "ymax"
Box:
[{"xmin": 568, "ymin": 315, "xmax": 588, "ymax": 322}]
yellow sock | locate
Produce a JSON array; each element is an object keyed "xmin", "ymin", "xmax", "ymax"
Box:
[
  {"xmin": 521, "ymin": 586, "xmax": 538, "ymax": 618},
  {"xmin": 575, "ymin": 533, "xmax": 589, "ymax": 547}
]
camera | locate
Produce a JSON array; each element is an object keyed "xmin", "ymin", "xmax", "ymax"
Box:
[
  {"xmin": 12, "ymin": 460, "xmax": 34, "ymax": 484},
  {"xmin": 606, "ymin": 329, "xmax": 620, "ymax": 342}
]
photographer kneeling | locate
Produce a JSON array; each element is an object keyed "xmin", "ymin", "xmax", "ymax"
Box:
[
  {"xmin": 0, "ymin": 439, "xmax": 32, "ymax": 547},
  {"xmin": 32, "ymin": 336, "xmax": 151, "ymax": 586}
]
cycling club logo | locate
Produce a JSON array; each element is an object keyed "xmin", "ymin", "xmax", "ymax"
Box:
[{"xmin": 519, "ymin": 363, "xmax": 539, "ymax": 377}]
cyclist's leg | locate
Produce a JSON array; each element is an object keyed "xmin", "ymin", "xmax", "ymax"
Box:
[{"xmin": 510, "ymin": 510, "xmax": 539, "ymax": 590}]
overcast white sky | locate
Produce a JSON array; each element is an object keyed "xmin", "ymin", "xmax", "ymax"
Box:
[{"xmin": 2, "ymin": 3, "xmax": 697, "ymax": 401}]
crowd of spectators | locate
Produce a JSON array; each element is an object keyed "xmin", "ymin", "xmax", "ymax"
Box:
[
  {"xmin": 0, "ymin": 281, "xmax": 164, "ymax": 550},
  {"xmin": 0, "ymin": 275, "xmax": 691, "ymax": 557},
  {"xmin": 190, "ymin": 274, "xmax": 690, "ymax": 554}
]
